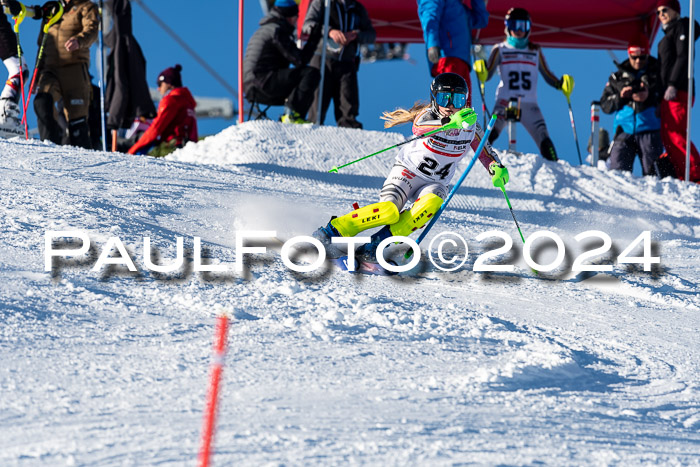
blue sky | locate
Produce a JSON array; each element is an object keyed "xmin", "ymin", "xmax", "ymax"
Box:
[{"xmin": 16, "ymin": 0, "xmax": 700, "ymax": 173}]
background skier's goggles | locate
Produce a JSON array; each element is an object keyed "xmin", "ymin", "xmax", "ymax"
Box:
[
  {"xmin": 433, "ymin": 91, "xmax": 467, "ymax": 108},
  {"xmin": 657, "ymin": 7, "xmax": 669, "ymax": 15},
  {"xmin": 629, "ymin": 55, "xmax": 648, "ymax": 61},
  {"xmin": 505, "ymin": 19, "xmax": 531, "ymax": 32}
]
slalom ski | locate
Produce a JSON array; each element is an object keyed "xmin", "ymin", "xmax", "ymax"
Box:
[
  {"xmin": 0, "ymin": 123, "xmax": 25, "ymax": 138},
  {"xmin": 330, "ymin": 256, "xmax": 398, "ymax": 276}
]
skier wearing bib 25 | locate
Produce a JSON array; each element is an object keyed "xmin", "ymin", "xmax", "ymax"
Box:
[
  {"xmin": 473, "ymin": 7, "xmax": 573, "ymax": 161},
  {"xmin": 313, "ymin": 72, "xmax": 509, "ymax": 265}
]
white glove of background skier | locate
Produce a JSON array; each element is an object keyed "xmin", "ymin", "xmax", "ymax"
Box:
[
  {"xmin": 427, "ymin": 46, "xmax": 440, "ymax": 64},
  {"xmin": 664, "ymin": 85, "xmax": 677, "ymax": 101}
]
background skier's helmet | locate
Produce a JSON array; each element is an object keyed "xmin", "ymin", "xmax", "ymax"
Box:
[
  {"xmin": 504, "ymin": 7, "xmax": 531, "ymax": 38},
  {"xmin": 430, "ymin": 73, "xmax": 468, "ymax": 115}
]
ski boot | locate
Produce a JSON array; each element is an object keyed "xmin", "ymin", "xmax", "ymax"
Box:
[
  {"xmin": 0, "ymin": 98, "xmax": 22, "ymax": 138},
  {"xmin": 354, "ymin": 226, "xmax": 399, "ymax": 275},
  {"xmin": 281, "ymin": 108, "xmax": 310, "ymax": 124},
  {"xmin": 355, "ymin": 225, "xmax": 393, "ymax": 263},
  {"xmin": 312, "ymin": 217, "xmax": 346, "ymax": 259}
]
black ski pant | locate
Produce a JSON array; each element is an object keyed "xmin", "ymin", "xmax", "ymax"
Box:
[
  {"xmin": 0, "ymin": 15, "xmax": 17, "ymax": 61},
  {"xmin": 250, "ymin": 66, "xmax": 319, "ymax": 119},
  {"xmin": 308, "ymin": 56, "xmax": 362, "ymax": 129},
  {"xmin": 34, "ymin": 92, "xmax": 63, "ymax": 145},
  {"xmin": 608, "ymin": 129, "xmax": 663, "ymax": 176}
]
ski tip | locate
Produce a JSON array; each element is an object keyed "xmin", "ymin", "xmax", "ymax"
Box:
[{"xmin": 329, "ymin": 166, "xmax": 339, "ymax": 173}]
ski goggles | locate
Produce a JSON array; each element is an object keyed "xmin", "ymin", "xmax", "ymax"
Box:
[
  {"xmin": 505, "ymin": 19, "xmax": 531, "ymax": 33},
  {"xmin": 433, "ymin": 91, "xmax": 467, "ymax": 109}
]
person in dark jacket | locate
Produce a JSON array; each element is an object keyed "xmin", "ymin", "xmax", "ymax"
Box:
[
  {"xmin": 127, "ymin": 64, "xmax": 197, "ymax": 155},
  {"xmin": 302, "ymin": 0, "xmax": 375, "ymax": 128},
  {"xmin": 105, "ymin": 0, "xmax": 157, "ymax": 133},
  {"xmin": 600, "ymin": 39, "xmax": 664, "ymax": 176},
  {"xmin": 656, "ymin": 0, "xmax": 700, "ymax": 182},
  {"xmin": 243, "ymin": 0, "xmax": 321, "ymax": 124}
]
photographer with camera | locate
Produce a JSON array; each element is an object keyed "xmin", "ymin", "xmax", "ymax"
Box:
[{"xmin": 600, "ymin": 38, "xmax": 664, "ymax": 176}]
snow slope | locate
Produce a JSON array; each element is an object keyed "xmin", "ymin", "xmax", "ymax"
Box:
[{"xmin": 1, "ymin": 121, "xmax": 699, "ymax": 465}]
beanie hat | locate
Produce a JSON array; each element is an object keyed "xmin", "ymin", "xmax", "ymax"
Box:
[
  {"xmin": 273, "ymin": 0, "xmax": 298, "ymax": 17},
  {"xmin": 656, "ymin": 0, "xmax": 681, "ymax": 14},
  {"xmin": 627, "ymin": 37, "xmax": 650, "ymax": 56},
  {"xmin": 157, "ymin": 64, "xmax": 182, "ymax": 88}
]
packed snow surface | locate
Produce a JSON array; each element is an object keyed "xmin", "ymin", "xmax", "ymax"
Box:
[{"xmin": 1, "ymin": 120, "xmax": 699, "ymax": 465}]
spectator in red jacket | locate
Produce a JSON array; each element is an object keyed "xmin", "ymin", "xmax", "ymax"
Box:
[{"xmin": 128, "ymin": 64, "xmax": 197, "ymax": 155}]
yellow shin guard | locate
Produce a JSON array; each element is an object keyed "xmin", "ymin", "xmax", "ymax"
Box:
[
  {"xmin": 389, "ymin": 193, "xmax": 443, "ymax": 236},
  {"xmin": 330, "ymin": 201, "xmax": 400, "ymax": 237}
]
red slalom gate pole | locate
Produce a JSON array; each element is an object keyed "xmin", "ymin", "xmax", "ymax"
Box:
[{"xmin": 198, "ymin": 314, "xmax": 229, "ymax": 467}]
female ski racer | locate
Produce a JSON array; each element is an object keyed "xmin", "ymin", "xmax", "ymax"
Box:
[
  {"xmin": 312, "ymin": 72, "xmax": 509, "ymax": 265},
  {"xmin": 474, "ymin": 7, "xmax": 572, "ymax": 161}
]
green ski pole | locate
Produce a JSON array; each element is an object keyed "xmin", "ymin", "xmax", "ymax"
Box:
[
  {"xmin": 499, "ymin": 186, "xmax": 525, "ymax": 244},
  {"xmin": 329, "ymin": 107, "xmax": 478, "ymax": 173},
  {"xmin": 498, "ymin": 185, "xmax": 538, "ymax": 275}
]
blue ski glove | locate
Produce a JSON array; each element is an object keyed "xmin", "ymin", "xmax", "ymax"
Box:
[{"xmin": 490, "ymin": 162, "xmax": 509, "ymax": 188}]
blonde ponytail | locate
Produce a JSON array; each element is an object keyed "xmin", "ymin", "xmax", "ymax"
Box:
[{"xmin": 380, "ymin": 101, "xmax": 429, "ymax": 128}]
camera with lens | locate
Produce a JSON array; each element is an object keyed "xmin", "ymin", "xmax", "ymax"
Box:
[
  {"xmin": 627, "ymin": 75, "xmax": 649, "ymax": 94},
  {"xmin": 629, "ymin": 80, "xmax": 643, "ymax": 93}
]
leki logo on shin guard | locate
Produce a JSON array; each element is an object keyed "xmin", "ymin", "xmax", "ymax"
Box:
[
  {"xmin": 361, "ymin": 215, "xmax": 381, "ymax": 223},
  {"xmin": 412, "ymin": 210, "xmax": 428, "ymax": 224}
]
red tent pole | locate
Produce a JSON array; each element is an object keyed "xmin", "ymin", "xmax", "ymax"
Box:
[{"xmin": 238, "ymin": 0, "xmax": 244, "ymax": 124}]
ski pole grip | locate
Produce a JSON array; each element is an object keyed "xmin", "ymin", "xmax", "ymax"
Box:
[
  {"xmin": 473, "ymin": 59, "xmax": 488, "ymax": 84},
  {"xmin": 43, "ymin": 2, "xmax": 63, "ymax": 33},
  {"xmin": 561, "ymin": 74, "xmax": 574, "ymax": 99},
  {"xmin": 12, "ymin": 3, "xmax": 26, "ymax": 31}
]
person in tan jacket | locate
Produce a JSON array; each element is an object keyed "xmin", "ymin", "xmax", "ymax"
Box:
[{"xmin": 34, "ymin": 0, "xmax": 99, "ymax": 148}]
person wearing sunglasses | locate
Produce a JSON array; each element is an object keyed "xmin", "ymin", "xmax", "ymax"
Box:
[
  {"xmin": 312, "ymin": 73, "xmax": 508, "ymax": 267},
  {"xmin": 655, "ymin": 0, "xmax": 700, "ymax": 182},
  {"xmin": 599, "ymin": 39, "xmax": 664, "ymax": 176},
  {"xmin": 473, "ymin": 7, "xmax": 572, "ymax": 162}
]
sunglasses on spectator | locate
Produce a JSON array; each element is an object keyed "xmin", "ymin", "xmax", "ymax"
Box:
[
  {"xmin": 505, "ymin": 19, "xmax": 531, "ymax": 33},
  {"xmin": 433, "ymin": 91, "xmax": 467, "ymax": 109},
  {"xmin": 629, "ymin": 55, "xmax": 648, "ymax": 61},
  {"xmin": 657, "ymin": 7, "xmax": 669, "ymax": 15}
]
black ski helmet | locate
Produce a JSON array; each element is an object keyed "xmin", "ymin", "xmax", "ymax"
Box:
[
  {"xmin": 504, "ymin": 7, "xmax": 531, "ymax": 38},
  {"xmin": 430, "ymin": 73, "xmax": 468, "ymax": 115}
]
